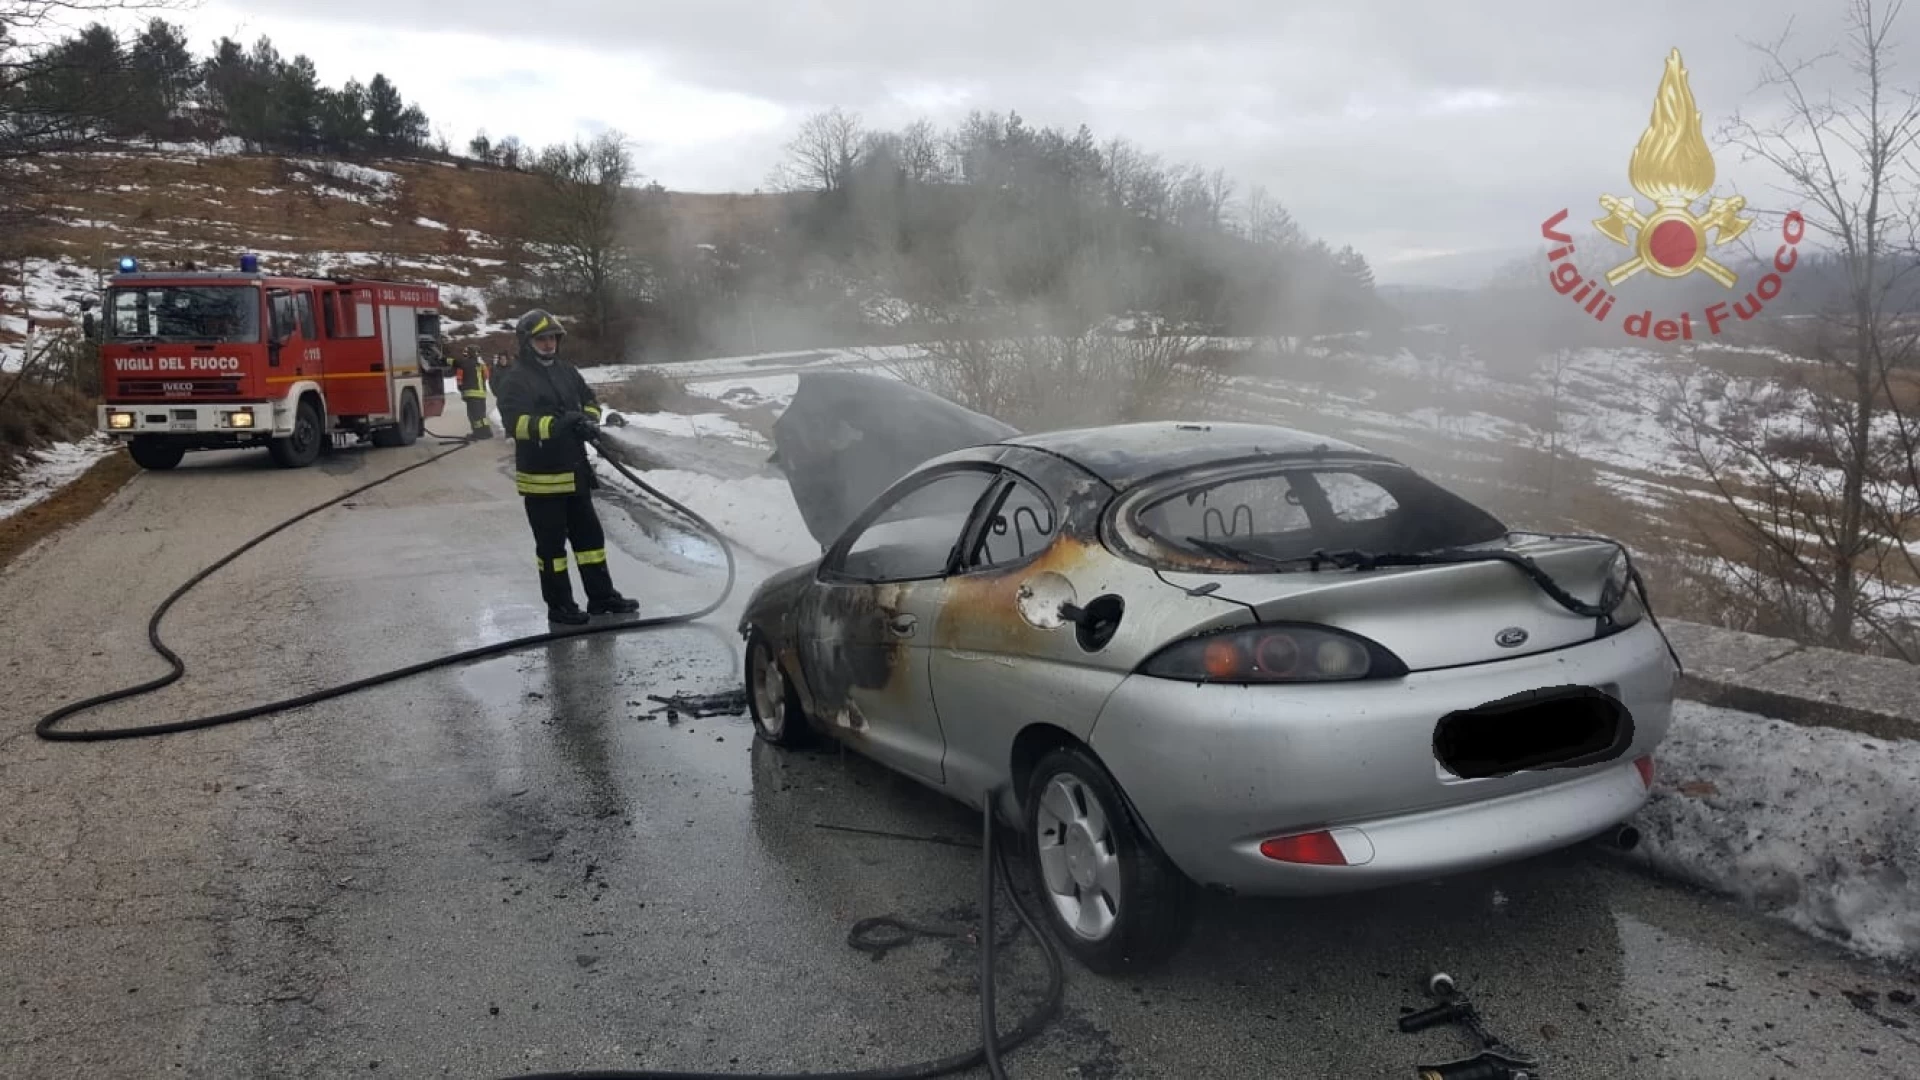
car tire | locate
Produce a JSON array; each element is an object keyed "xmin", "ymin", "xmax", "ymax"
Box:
[
  {"xmin": 127, "ymin": 437, "xmax": 185, "ymax": 471},
  {"xmin": 745, "ymin": 629, "xmax": 814, "ymax": 748},
  {"xmin": 1024, "ymin": 745, "xmax": 1197, "ymax": 974}
]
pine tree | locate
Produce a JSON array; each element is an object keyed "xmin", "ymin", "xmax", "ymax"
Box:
[
  {"xmin": 124, "ymin": 20, "xmax": 195, "ymax": 145},
  {"xmin": 318, "ymin": 80, "xmax": 369, "ymax": 154},
  {"xmin": 366, "ymin": 74, "xmax": 404, "ymax": 146},
  {"xmin": 277, "ymin": 55, "xmax": 323, "ymax": 152}
]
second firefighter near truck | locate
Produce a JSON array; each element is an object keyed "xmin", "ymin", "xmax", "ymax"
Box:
[
  {"xmin": 454, "ymin": 346, "xmax": 494, "ymax": 439},
  {"xmin": 497, "ymin": 308, "xmax": 640, "ymax": 625}
]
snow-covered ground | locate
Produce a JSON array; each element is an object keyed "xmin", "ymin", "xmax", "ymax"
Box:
[
  {"xmin": 601, "ymin": 468, "xmax": 819, "ymax": 568},
  {"xmin": 1631, "ymin": 702, "xmax": 1920, "ymax": 967},
  {"xmin": 617, "ymin": 411, "xmax": 766, "ymax": 447},
  {"xmin": 0, "ymin": 436, "xmax": 115, "ymax": 522},
  {"xmin": 1, "ymin": 257, "xmax": 100, "ymax": 370},
  {"xmin": 585, "ymin": 344, "xmax": 927, "ymax": 387}
]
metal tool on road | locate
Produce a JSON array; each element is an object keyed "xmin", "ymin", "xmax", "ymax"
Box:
[{"xmin": 1400, "ymin": 971, "xmax": 1541, "ymax": 1080}]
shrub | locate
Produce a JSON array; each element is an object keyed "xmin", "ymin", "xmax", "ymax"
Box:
[
  {"xmin": 881, "ymin": 330, "xmax": 1229, "ymax": 431},
  {"xmin": 0, "ymin": 375, "xmax": 96, "ymax": 476},
  {"xmin": 598, "ymin": 369, "xmax": 691, "ymax": 415}
]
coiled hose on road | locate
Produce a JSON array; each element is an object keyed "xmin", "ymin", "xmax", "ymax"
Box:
[
  {"xmin": 29, "ymin": 423, "xmax": 1064, "ymax": 1079},
  {"xmin": 33, "ymin": 426, "xmax": 735, "ymax": 741}
]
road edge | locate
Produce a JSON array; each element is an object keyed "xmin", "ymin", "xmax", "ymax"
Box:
[{"xmin": 0, "ymin": 448, "xmax": 137, "ymax": 573}]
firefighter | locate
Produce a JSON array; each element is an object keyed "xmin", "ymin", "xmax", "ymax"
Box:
[
  {"xmin": 453, "ymin": 346, "xmax": 494, "ymax": 439},
  {"xmin": 496, "ymin": 308, "xmax": 639, "ymax": 625},
  {"xmin": 490, "ymin": 351, "xmax": 517, "ymax": 441}
]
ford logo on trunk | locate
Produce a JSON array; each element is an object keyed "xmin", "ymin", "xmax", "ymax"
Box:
[{"xmin": 1495, "ymin": 627, "xmax": 1529, "ymax": 648}]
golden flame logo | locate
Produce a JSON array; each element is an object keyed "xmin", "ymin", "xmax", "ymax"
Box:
[{"xmin": 1593, "ymin": 49, "xmax": 1752, "ymax": 288}]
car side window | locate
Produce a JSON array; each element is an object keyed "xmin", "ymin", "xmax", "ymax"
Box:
[
  {"xmin": 1315, "ymin": 471, "xmax": 1400, "ymax": 523},
  {"xmin": 833, "ymin": 470, "xmax": 997, "ymax": 582},
  {"xmin": 1140, "ymin": 473, "xmax": 1312, "ymax": 543},
  {"xmin": 967, "ymin": 474, "xmax": 1056, "ymax": 570}
]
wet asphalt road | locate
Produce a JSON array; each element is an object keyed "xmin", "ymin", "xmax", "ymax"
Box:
[{"xmin": 4, "ymin": 434, "xmax": 1919, "ymax": 1080}]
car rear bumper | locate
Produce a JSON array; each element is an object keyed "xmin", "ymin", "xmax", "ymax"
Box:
[{"xmin": 1087, "ymin": 619, "xmax": 1675, "ymax": 896}]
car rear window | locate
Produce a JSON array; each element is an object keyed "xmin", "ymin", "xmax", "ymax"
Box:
[{"xmin": 1118, "ymin": 463, "xmax": 1508, "ymax": 570}]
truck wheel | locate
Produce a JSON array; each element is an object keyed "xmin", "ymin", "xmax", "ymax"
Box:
[
  {"xmin": 372, "ymin": 392, "xmax": 420, "ymax": 448},
  {"xmin": 127, "ymin": 437, "xmax": 185, "ymax": 471},
  {"xmin": 269, "ymin": 398, "xmax": 324, "ymax": 468},
  {"xmin": 1024, "ymin": 745, "xmax": 1197, "ymax": 974}
]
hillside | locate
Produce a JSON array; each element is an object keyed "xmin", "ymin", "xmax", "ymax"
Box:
[{"xmin": 0, "ymin": 144, "xmax": 794, "ymax": 362}]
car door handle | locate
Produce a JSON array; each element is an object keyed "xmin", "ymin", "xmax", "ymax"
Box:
[{"xmin": 888, "ymin": 613, "xmax": 917, "ymax": 637}]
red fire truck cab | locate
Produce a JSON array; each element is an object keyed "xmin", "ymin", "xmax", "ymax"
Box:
[{"xmin": 96, "ymin": 255, "xmax": 453, "ymax": 470}]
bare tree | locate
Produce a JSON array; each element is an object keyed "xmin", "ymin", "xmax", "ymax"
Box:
[
  {"xmin": 1676, "ymin": 0, "xmax": 1920, "ymax": 655},
  {"xmin": 1240, "ymin": 185, "xmax": 1301, "ymax": 249},
  {"xmin": 1204, "ymin": 167, "xmax": 1235, "ymax": 233},
  {"xmin": 527, "ymin": 130, "xmax": 638, "ymax": 343},
  {"xmin": 768, "ymin": 106, "xmax": 863, "ymax": 193}
]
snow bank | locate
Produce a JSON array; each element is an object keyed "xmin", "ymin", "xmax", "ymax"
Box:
[
  {"xmin": 0, "ymin": 437, "xmax": 115, "ymax": 522},
  {"xmin": 685, "ymin": 374, "xmax": 803, "ymax": 411},
  {"xmin": 618, "ymin": 411, "xmax": 765, "ymax": 447},
  {"xmin": 608, "ymin": 467, "xmax": 820, "ymax": 569},
  {"xmin": 289, "ymin": 159, "xmax": 399, "ymax": 190},
  {"xmin": 1631, "ymin": 701, "xmax": 1920, "ymax": 967}
]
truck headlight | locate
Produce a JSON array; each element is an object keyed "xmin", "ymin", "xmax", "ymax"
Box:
[
  {"xmin": 108, "ymin": 411, "xmax": 134, "ymax": 430},
  {"xmin": 227, "ymin": 410, "xmax": 254, "ymax": 428}
]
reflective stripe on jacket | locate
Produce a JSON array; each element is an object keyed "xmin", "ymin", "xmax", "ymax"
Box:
[
  {"xmin": 496, "ymin": 358, "xmax": 601, "ymax": 497},
  {"xmin": 455, "ymin": 354, "xmax": 489, "ymax": 399}
]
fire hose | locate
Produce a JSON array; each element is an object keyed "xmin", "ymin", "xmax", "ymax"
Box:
[{"xmin": 28, "ymin": 419, "xmax": 1064, "ymax": 1079}]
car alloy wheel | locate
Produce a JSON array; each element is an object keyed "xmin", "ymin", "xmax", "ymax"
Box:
[
  {"xmin": 1036, "ymin": 773, "xmax": 1123, "ymax": 941},
  {"xmin": 750, "ymin": 639, "xmax": 787, "ymax": 737},
  {"xmin": 745, "ymin": 630, "xmax": 812, "ymax": 748},
  {"xmin": 1023, "ymin": 745, "xmax": 1197, "ymax": 974}
]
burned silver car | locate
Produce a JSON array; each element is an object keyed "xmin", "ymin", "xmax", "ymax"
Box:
[{"xmin": 739, "ymin": 416, "xmax": 1678, "ymax": 973}]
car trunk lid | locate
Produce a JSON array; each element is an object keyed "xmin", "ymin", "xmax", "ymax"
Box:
[{"xmin": 1156, "ymin": 536, "xmax": 1623, "ymax": 671}]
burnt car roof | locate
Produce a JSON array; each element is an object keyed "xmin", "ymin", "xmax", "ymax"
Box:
[{"xmin": 998, "ymin": 421, "xmax": 1396, "ymax": 489}]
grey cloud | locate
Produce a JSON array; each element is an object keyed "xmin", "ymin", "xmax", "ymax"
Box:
[{"xmin": 242, "ymin": 0, "xmax": 1882, "ymax": 280}]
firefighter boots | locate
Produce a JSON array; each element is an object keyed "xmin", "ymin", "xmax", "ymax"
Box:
[
  {"xmin": 540, "ymin": 565, "xmax": 590, "ymax": 625},
  {"xmin": 580, "ymin": 560, "xmax": 640, "ymax": 615}
]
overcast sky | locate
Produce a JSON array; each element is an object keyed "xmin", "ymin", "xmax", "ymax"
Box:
[{"xmin": 132, "ymin": 1, "xmax": 1896, "ymax": 285}]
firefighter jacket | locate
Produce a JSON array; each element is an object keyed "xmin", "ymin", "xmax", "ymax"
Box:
[
  {"xmin": 496, "ymin": 358, "xmax": 609, "ymax": 497},
  {"xmin": 454, "ymin": 353, "xmax": 489, "ymax": 399}
]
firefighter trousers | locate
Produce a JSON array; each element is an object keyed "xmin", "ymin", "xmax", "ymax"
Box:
[
  {"xmin": 525, "ymin": 488, "xmax": 621, "ymax": 609},
  {"xmin": 464, "ymin": 395, "xmax": 492, "ymax": 436}
]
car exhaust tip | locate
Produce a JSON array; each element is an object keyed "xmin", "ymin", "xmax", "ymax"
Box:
[{"xmin": 1611, "ymin": 824, "xmax": 1640, "ymax": 851}]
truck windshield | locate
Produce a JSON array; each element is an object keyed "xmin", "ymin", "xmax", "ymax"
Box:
[{"xmin": 108, "ymin": 285, "xmax": 262, "ymax": 343}]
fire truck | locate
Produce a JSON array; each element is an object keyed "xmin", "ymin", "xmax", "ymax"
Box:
[{"xmin": 95, "ymin": 254, "xmax": 454, "ymax": 470}]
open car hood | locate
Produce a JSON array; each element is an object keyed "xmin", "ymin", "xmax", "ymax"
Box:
[{"xmin": 770, "ymin": 370, "xmax": 1020, "ymax": 548}]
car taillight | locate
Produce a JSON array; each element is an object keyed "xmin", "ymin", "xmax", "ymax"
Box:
[
  {"xmin": 1259, "ymin": 830, "xmax": 1349, "ymax": 866},
  {"xmin": 1137, "ymin": 623, "xmax": 1408, "ymax": 684},
  {"xmin": 1633, "ymin": 754, "xmax": 1654, "ymax": 788}
]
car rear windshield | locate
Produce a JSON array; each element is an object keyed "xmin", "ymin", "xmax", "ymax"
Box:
[
  {"xmin": 108, "ymin": 285, "xmax": 261, "ymax": 343},
  {"xmin": 1119, "ymin": 462, "xmax": 1508, "ymax": 570}
]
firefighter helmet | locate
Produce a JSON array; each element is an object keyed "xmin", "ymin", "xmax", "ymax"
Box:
[
  {"xmin": 515, "ymin": 309, "xmax": 566, "ymax": 365},
  {"xmin": 516, "ymin": 309, "xmax": 565, "ymax": 342}
]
